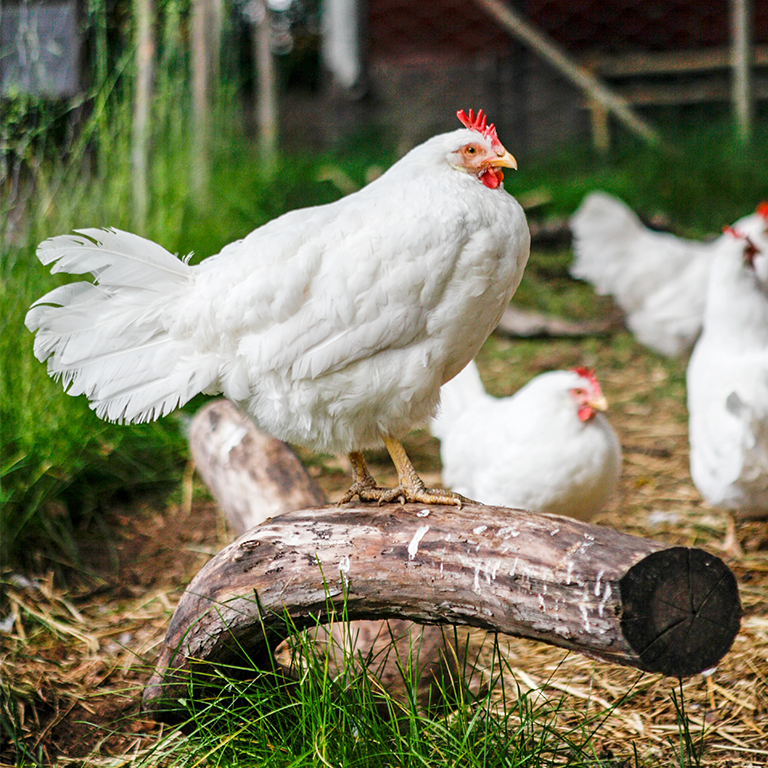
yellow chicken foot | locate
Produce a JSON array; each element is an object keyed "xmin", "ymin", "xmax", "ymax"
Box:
[
  {"xmin": 382, "ymin": 436, "xmax": 473, "ymax": 506},
  {"xmin": 340, "ymin": 439, "xmax": 474, "ymax": 506},
  {"xmin": 339, "ymin": 451, "xmax": 381, "ymax": 504},
  {"xmin": 719, "ymin": 511, "xmax": 744, "ymax": 558}
]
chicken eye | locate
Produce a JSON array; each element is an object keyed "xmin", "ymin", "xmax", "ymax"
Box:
[{"xmin": 465, "ymin": 146, "xmax": 476, "ymax": 155}]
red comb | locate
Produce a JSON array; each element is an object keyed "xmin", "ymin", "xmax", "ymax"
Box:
[
  {"xmin": 757, "ymin": 202, "xmax": 768, "ymax": 221},
  {"xmin": 456, "ymin": 109, "xmax": 503, "ymax": 149},
  {"xmin": 572, "ymin": 367, "xmax": 600, "ymax": 388}
]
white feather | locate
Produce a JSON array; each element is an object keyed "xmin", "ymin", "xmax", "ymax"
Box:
[
  {"xmin": 430, "ymin": 359, "xmax": 490, "ymax": 442},
  {"xmin": 26, "ymin": 228, "xmax": 213, "ymax": 423},
  {"xmin": 687, "ymin": 234, "xmax": 768, "ymax": 515}
]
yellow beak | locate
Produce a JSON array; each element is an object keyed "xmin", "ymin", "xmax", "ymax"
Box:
[
  {"xmin": 490, "ymin": 149, "xmax": 518, "ymax": 171},
  {"xmin": 587, "ymin": 394, "xmax": 609, "ymax": 412}
]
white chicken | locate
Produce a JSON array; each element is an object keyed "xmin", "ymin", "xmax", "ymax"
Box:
[
  {"xmin": 431, "ymin": 361, "xmax": 621, "ymax": 520},
  {"xmin": 26, "ymin": 109, "xmax": 530, "ymax": 506},
  {"xmin": 570, "ymin": 193, "xmax": 768, "ymax": 356},
  {"xmin": 687, "ymin": 228, "xmax": 768, "ymax": 532}
]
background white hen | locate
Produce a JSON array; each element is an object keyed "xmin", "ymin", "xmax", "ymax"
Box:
[
  {"xmin": 570, "ymin": 193, "xmax": 768, "ymax": 356},
  {"xmin": 687, "ymin": 230, "xmax": 768, "ymax": 540},
  {"xmin": 431, "ymin": 361, "xmax": 621, "ymax": 520},
  {"xmin": 26, "ymin": 109, "xmax": 530, "ymax": 507}
]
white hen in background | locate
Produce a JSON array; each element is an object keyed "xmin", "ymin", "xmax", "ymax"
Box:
[
  {"xmin": 431, "ymin": 361, "xmax": 621, "ymax": 520},
  {"xmin": 570, "ymin": 193, "xmax": 768, "ymax": 356},
  {"xmin": 25, "ymin": 109, "xmax": 530, "ymax": 506},
  {"xmin": 687, "ymin": 229, "xmax": 768, "ymax": 536}
]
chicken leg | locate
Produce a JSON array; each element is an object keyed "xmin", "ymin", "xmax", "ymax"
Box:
[{"xmin": 340, "ymin": 437, "xmax": 472, "ymax": 507}]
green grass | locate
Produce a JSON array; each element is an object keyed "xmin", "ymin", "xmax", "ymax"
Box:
[
  {"xmin": 137, "ymin": 618, "xmax": 637, "ymax": 768},
  {"xmin": 128, "ymin": 603, "xmax": 714, "ymax": 768},
  {"xmin": 511, "ymin": 111, "xmax": 768, "ymax": 236}
]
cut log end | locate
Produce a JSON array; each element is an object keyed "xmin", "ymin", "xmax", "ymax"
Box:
[{"xmin": 619, "ymin": 546, "xmax": 741, "ymax": 678}]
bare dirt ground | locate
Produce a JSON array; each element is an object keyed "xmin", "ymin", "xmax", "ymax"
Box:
[{"xmin": 2, "ymin": 308, "xmax": 767, "ymax": 766}]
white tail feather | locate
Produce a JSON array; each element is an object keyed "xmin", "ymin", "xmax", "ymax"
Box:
[
  {"xmin": 569, "ymin": 191, "xmax": 644, "ymax": 291},
  {"xmin": 26, "ymin": 228, "xmax": 219, "ymax": 424},
  {"xmin": 430, "ymin": 360, "xmax": 489, "ymax": 441}
]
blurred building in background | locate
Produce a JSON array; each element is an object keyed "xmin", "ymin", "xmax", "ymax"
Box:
[
  {"xmin": 2, "ymin": 0, "xmax": 767, "ymax": 155},
  {"xmin": 314, "ymin": 0, "xmax": 768, "ymax": 154},
  {"xmin": 0, "ymin": 0, "xmax": 83, "ymax": 98}
]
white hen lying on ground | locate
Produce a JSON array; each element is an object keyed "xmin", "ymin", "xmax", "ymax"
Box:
[
  {"xmin": 26, "ymin": 109, "xmax": 530, "ymax": 507},
  {"xmin": 570, "ymin": 192, "xmax": 768, "ymax": 356},
  {"xmin": 687, "ymin": 229, "xmax": 768, "ymax": 548},
  {"xmin": 431, "ymin": 361, "xmax": 621, "ymax": 520}
]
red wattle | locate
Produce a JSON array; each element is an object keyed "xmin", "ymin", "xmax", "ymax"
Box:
[
  {"xmin": 480, "ymin": 168, "xmax": 504, "ymax": 189},
  {"xmin": 578, "ymin": 405, "xmax": 595, "ymax": 422}
]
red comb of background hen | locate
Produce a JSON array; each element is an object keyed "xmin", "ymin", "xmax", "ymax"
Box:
[
  {"xmin": 456, "ymin": 109, "xmax": 503, "ymax": 150},
  {"xmin": 724, "ymin": 225, "xmax": 744, "ymax": 239},
  {"xmin": 757, "ymin": 202, "xmax": 768, "ymax": 221},
  {"xmin": 572, "ymin": 367, "xmax": 600, "ymax": 389}
]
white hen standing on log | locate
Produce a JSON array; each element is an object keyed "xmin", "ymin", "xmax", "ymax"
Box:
[
  {"xmin": 26, "ymin": 109, "xmax": 530, "ymax": 506},
  {"xmin": 687, "ymin": 228, "xmax": 768, "ymax": 548},
  {"xmin": 431, "ymin": 361, "xmax": 621, "ymax": 520},
  {"xmin": 570, "ymin": 193, "xmax": 768, "ymax": 356}
]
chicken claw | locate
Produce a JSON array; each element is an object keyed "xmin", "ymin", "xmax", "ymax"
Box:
[
  {"xmin": 339, "ymin": 451, "xmax": 381, "ymax": 504},
  {"xmin": 339, "ymin": 440, "xmax": 474, "ymax": 507}
]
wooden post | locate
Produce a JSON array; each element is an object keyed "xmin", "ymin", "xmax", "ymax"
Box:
[
  {"xmin": 131, "ymin": 0, "xmax": 154, "ymax": 232},
  {"xmin": 472, "ymin": 0, "xmax": 661, "ymax": 148},
  {"xmin": 322, "ymin": 0, "xmax": 365, "ymax": 94},
  {"xmin": 190, "ymin": 0, "xmax": 215, "ymax": 197},
  {"xmin": 731, "ymin": 0, "xmax": 753, "ymax": 142},
  {"xmin": 143, "ymin": 501, "xmax": 740, "ymax": 721},
  {"xmin": 252, "ymin": 0, "xmax": 279, "ymax": 170}
]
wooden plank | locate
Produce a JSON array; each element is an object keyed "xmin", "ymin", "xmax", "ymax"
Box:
[
  {"xmin": 585, "ymin": 80, "xmax": 768, "ymax": 108},
  {"xmin": 581, "ymin": 45, "xmax": 768, "ymax": 79},
  {"xmin": 731, "ymin": 0, "xmax": 753, "ymax": 141},
  {"xmin": 472, "ymin": 0, "xmax": 661, "ymax": 147}
]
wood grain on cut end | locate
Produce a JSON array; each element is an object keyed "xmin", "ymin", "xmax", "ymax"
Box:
[{"xmin": 619, "ymin": 546, "xmax": 741, "ymax": 678}]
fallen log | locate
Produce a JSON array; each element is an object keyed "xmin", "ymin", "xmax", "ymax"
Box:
[
  {"xmin": 495, "ymin": 305, "xmax": 625, "ymax": 339},
  {"xmin": 143, "ymin": 499, "xmax": 741, "ymax": 722}
]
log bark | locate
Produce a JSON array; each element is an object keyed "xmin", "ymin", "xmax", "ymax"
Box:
[
  {"xmin": 495, "ymin": 306, "xmax": 624, "ymax": 339},
  {"xmin": 143, "ymin": 501, "xmax": 740, "ymax": 721},
  {"xmin": 188, "ymin": 399, "xmax": 326, "ymax": 537}
]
